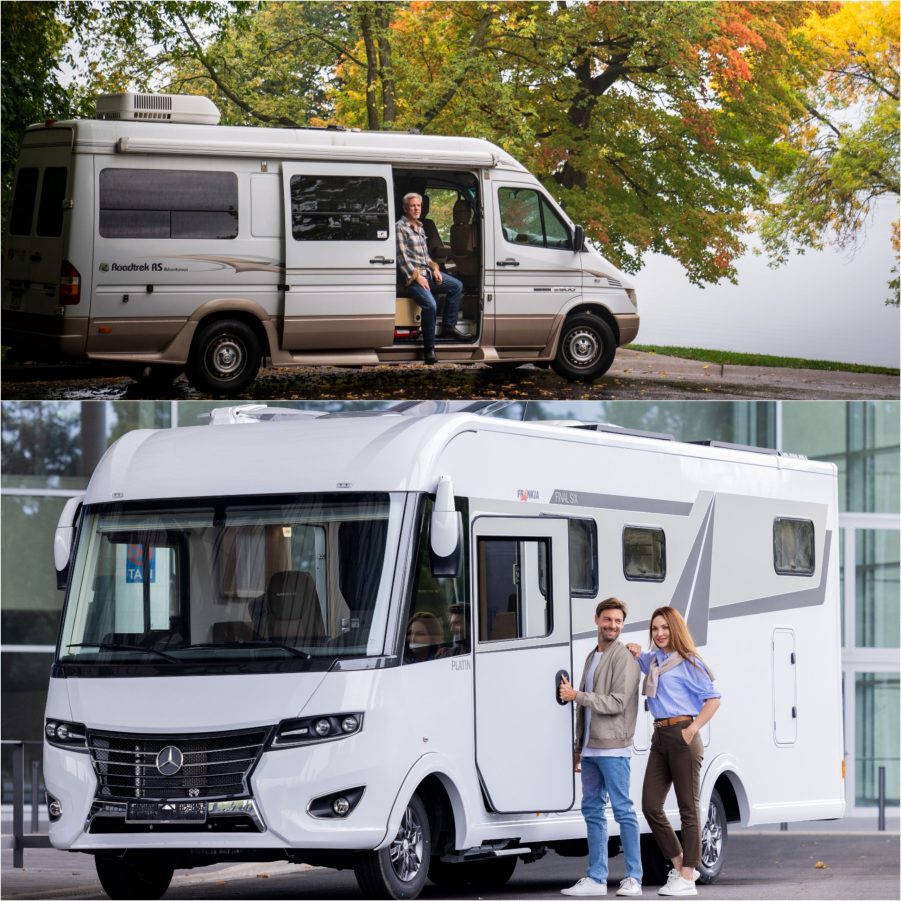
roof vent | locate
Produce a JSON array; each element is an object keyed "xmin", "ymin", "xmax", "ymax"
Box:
[{"xmin": 95, "ymin": 93, "xmax": 221, "ymax": 125}]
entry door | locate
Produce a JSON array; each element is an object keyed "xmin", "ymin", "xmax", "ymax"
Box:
[
  {"xmin": 489, "ymin": 184, "xmax": 583, "ymax": 350},
  {"xmin": 282, "ymin": 162, "xmax": 396, "ymax": 350},
  {"xmin": 473, "ymin": 516, "xmax": 574, "ymax": 812}
]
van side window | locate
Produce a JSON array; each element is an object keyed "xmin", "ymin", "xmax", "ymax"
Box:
[
  {"xmin": 36, "ymin": 168, "xmax": 68, "ymax": 237},
  {"xmin": 623, "ymin": 526, "xmax": 666, "ymax": 581},
  {"xmin": 774, "ymin": 518, "xmax": 815, "ymax": 575},
  {"xmin": 498, "ymin": 187, "xmax": 571, "ymax": 249},
  {"xmin": 290, "ymin": 175, "xmax": 389, "ymax": 241},
  {"xmin": 10, "ymin": 168, "xmax": 38, "ymax": 236},
  {"xmin": 478, "ymin": 537, "xmax": 551, "ymax": 641},
  {"xmin": 569, "ymin": 518, "xmax": 598, "ymax": 597},
  {"xmin": 99, "ymin": 169, "xmax": 238, "ymax": 239}
]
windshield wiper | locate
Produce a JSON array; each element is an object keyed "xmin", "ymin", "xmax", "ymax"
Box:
[
  {"xmin": 181, "ymin": 641, "xmax": 311, "ymax": 659},
  {"xmin": 64, "ymin": 642, "xmax": 180, "ymax": 663}
]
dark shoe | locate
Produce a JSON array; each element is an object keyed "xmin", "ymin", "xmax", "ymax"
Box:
[
  {"xmin": 423, "ymin": 348, "xmax": 438, "ymax": 365},
  {"xmin": 441, "ymin": 325, "xmax": 470, "ymax": 341}
]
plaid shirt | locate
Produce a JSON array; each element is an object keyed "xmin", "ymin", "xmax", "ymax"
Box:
[{"xmin": 396, "ymin": 216, "xmax": 436, "ymax": 285}]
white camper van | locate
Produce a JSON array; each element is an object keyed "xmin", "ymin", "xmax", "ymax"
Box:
[
  {"xmin": 3, "ymin": 93, "xmax": 639, "ymax": 393},
  {"xmin": 46, "ymin": 404, "xmax": 844, "ymax": 900}
]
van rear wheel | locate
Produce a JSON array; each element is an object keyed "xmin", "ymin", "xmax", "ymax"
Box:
[
  {"xmin": 698, "ymin": 789, "xmax": 727, "ymax": 884},
  {"xmin": 187, "ymin": 319, "xmax": 261, "ymax": 395},
  {"xmin": 354, "ymin": 793, "xmax": 431, "ymax": 899},
  {"xmin": 551, "ymin": 313, "xmax": 616, "ymax": 382},
  {"xmin": 95, "ymin": 853, "xmax": 173, "ymax": 900}
]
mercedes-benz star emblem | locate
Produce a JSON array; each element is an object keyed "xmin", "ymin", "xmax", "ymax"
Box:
[{"xmin": 155, "ymin": 745, "xmax": 184, "ymax": 777}]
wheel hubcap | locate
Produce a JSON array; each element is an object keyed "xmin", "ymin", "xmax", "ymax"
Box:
[
  {"xmin": 701, "ymin": 800, "xmax": 723, "ymax": 869},
  {"xmin": 565, "ymin": 328, "xmax": 600, "ymax": 367},
  {"xmin": 388, "ymin": 805, "xmax": 423, "ymax": 882},
  {"xmin": 206, "ymin": 336, "xmax": 245, "ymax": 378}
]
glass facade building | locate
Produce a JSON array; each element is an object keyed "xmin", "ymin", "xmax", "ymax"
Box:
[{"xmin": 1, "ymin": 400, "xmax": 898, "ymax": 812}]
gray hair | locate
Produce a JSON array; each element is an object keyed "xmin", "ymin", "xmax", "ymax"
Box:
[{"xmin": 402, "ymin": 193, "xmax": 422, "ymax": 209}]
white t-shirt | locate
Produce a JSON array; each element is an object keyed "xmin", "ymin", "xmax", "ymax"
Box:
[{"xmin": 581, "ymin": 649, "xmax": 632, "ymax": 759}]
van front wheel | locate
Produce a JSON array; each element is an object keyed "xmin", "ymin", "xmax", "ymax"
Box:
[
  {"xmin": 551, "ymin": 313, "xmax": 616, "ymax": 382},
  {"xmin": 187, "ymin": 319, "xmax": 261, "ymax": 395},
  {"xmin": 354, "ymin": 794, "xmax": 431, "ymax": 899}
]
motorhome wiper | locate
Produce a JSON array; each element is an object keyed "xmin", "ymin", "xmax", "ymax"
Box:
[
  {"xmin": 181, "ymin": 641, "xmax": 311, "ymax": 659},
  {"xmin": 64, "ymin": 642, "xmax": 180, "ymax": 663}
]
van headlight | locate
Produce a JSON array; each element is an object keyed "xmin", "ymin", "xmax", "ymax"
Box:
[
  {"xmin": 45, "ymin": 719, "xmax": 88, "ymax": 752},
  {"xmin": 626, "ymin": 289, "xmax": 637, "ymax": 308},
  {"xmin": 271, "ymin": 713, "xmax": 363, "ymax": 749}
]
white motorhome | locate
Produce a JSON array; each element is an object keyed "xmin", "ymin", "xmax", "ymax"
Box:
[
  {"xmin": 47, "ymin": 404, "xmax": 844, "ymax": 900},
  {"xmin": 3, "ymin": 93, "xmax": 639, "ymax": 393}
]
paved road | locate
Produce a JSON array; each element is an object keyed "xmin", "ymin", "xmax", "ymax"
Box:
[
  {"xmin": 2, "ymin": 350, "xmax": 897, "ymax": 401},
  {"xmin": 3, "ymin": 832, "xmax": 898, "ymax": 900}
]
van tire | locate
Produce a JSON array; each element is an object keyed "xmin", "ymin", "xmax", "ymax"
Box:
[
  {"xmin": 428, "ymin": 854, "xmax": 518, "ymax": 887},
  {"xmin": 95, "ymin": 853, "xmax": 173, "ymax": 900},
  {"xmin": 354, "ymin": 794, "xmax": 431, "ymax": 899},
  {"xmin": 551, "ymin": 313, "xmax": 616, "ymax": 381},
  {"xmin": 698, "ymin": 789, "xmax": 727, "ymax": 884},
  {"xmin": 187, "ymin": 319, "xmax": 261, "ymax": 395}
]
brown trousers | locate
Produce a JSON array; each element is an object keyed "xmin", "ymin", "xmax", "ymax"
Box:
[{"xmin": 641, "ymin": 722, "xmax": 704, "ymax": 868}]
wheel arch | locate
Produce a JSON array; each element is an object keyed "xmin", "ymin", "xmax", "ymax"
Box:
[
  {"xmin": 702, "ymin": 755, "xmax": 750, "ymax": 825},
  {"xmin": 559, "ymin": 302, "xmax": 620, "ymax": 344},
  {"xmin": 188, "ymin": 301, "xmax": 275, "ymax": 358}
]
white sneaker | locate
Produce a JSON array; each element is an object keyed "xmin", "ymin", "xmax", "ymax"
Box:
[
  {"xmin": 562, "ymin": 876, "xmax": 608, "ymax": 896},
  {"xmin": 657, "ymin": 874, "xmax": 697, "ymax": 896},
  {"xmin": 663, "ymin": 868, "xmax": 700, "ymax": 885},
  {"xmin": 617, "ymin": 876, "xmax": 643, "ymax": 896}
]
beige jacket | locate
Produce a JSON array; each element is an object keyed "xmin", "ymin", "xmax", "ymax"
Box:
[{"xmin": 573, "ymin": 639, "xmax": 641, "ymax": 751}]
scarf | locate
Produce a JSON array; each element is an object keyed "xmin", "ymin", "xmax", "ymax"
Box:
[{"xmin": 642, "ymin": 651, "xmax": 715, "ymax": 698}]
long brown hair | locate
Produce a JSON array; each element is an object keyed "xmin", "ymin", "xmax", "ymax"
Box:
[{"xmin": 648, "ymin": 606, "xmax": 704, "ymax": 668}]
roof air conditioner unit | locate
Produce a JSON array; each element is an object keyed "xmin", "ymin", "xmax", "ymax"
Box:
[{"xmin": 95, "ymin": 93, "xmax": 221, "ymax": 125}]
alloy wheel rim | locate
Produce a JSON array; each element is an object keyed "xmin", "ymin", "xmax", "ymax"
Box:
[
  {"xmin": 388, "ymin": 805, "xmax": 424, "ymax": 882},
  {"xmin": 700, "ymin": 800, "xmax": 723, "ymax": 868}
]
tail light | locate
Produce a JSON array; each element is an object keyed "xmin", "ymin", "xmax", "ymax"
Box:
[{"xmin": 59, "ymin": 260, "xmax": 81, "ymax": 305}]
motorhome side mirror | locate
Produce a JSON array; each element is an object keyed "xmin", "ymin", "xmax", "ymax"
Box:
[
  {"xmin": 429, "ymin": 476, "xmax": 462, "ymax": 578},
  {"xmin": 54, "ymin": 495, "xmax": 84, "ymax": 590},
  {"xmin": 573, "ymin": 225, "xmax": 585, "ymax": 252}
]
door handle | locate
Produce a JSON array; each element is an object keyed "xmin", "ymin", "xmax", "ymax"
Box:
[
  {"xmin": 496, "ymin": 258, "xmax": 520, "ymax": 267},
  {"xmin": 369, "ymin": 256, "xmax": 395, "ymax": 265},
  {"xmin": 555, "ymin": 670, "xmax": 571, "ymax": 706}
]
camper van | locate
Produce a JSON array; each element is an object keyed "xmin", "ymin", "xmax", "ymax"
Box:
[
  {"xmin": 46, "ymin": 404, "xmax": 844, "ymax": 900},
  {"xmin": 3, "ymin": 93, "xmax": 639, "ymax": 393}
]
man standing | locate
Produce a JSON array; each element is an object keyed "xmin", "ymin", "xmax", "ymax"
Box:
[
  {"xmin": 559, "ymin": 598, "xmax": 643, "ymax": 897},
  {"xmin": 396, "ymin": 193, "xmax": 467, "ymax": 364}
]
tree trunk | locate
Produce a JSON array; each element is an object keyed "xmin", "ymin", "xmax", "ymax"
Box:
[
  {"xmin": 359, "ymin": 7, "xmax": 380, "ymax": 130},
  {"xmin": 375, "ymin": 4, "xmax": 395, "ymax": 128}
]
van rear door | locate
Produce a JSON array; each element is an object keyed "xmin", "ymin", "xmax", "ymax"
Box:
[
  {"xmin": 3, "ymin": 128, "xmax": 75, "ymax": 321},
  {"xmin": 282, "ymin": 162, "xmax": 396, "ymax": 350},
  {"xmin": 472, "ymin": 516, "xmax": 574, "ymax": 812}
]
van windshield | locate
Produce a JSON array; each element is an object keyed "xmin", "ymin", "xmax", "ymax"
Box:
[{"xmin": 58, "ymin": 493, "xmax": 403, "ymax": 671}]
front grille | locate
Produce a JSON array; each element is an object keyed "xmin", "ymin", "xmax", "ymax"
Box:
[{"xmin": 88, "ymin": 727, "xmax": 271, "ymax": 801}]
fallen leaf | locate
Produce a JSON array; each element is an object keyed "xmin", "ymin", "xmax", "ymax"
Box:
[{"xmin": 815, "ymin": 861, "xmax": 828, "ymax": 869}]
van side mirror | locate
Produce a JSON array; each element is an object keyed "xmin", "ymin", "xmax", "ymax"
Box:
[
  {"xmin": 429, "ymin": 476, "xmax": 462, "ymax": 578},
  {"xmin": 54, "ymin": 495, "xmax": 84, "ymax": 590},
  {"xmin": 573, "ymin": 225, "xmax": 585, "ymax": 252}
]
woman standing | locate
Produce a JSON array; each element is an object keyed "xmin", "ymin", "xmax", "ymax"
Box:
[{"xmin": 626, "ymin": 607, "xmax": 721, "ymax": 898}]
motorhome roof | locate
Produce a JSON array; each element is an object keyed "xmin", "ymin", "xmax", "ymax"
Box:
[{"xmin": 82, "ymin": 409, "xmax": 826, "ymax": 506}]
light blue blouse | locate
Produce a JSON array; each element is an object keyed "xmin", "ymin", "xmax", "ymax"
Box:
[{"xmin": 637, "ymin": 649, "xmax": 721, "ymax": 719}]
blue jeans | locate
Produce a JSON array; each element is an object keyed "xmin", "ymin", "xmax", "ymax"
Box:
[
  {"xmin": 580, "ymin": 755, "xmax": 643, "ymax": 884},
  {"xmin": 405, "ymin": 270, "xmax": 463, "ymax": 350}
]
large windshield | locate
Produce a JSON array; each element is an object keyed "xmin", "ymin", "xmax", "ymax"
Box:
[{"xmin": 58, "ymin": 493, "xmax": 404, "ymax": 669}]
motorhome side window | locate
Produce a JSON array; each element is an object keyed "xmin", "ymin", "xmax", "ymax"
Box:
[
  {"xmin": 623, "ymin": 526, "xmax": 666, "ymax": 581},
  {"xmin": 569, "ymin": 518, "xmax": 599, "ymax": 597},
  {"xmin": 98, "ymin": 169, "xmax": 238, "ymax": 239},
  {"xmin": 773, "ymin": 518, "xmax": 815, "ymax": 576},
  {"xmin": 9, "ymin": 168, "xmax": 38, "ymax": 235},
  {"xmin": 10, "ymin": 167, "xmax": 68, "ymax": 237},
  {"xmin": 498, "ymin": 187, "xmax": 571, "ymax": 249},
  {"xmin": 290, "ymin": 175, "xmax": 389, "ymax": 241},
  {"xmin": 477, "ymin": 538, "xmax": 551, "ymax": 641}
]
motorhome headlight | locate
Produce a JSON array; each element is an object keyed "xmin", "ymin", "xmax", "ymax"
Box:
[
  {"xmin": 271, "ymin": 713, "xmax": 364, "ymax": 749},
  {"xmin": 626, "ymin": 288, "xmax": 637, "ymax": 307},
  {"xmin": 44, "ymin": 719, "xmax": 88, "ymax": 752}
]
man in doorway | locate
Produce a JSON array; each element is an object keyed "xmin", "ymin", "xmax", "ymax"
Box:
[
  {"xmin": 396, "ymin": 192, "xmax": 467, "ymax": 364},
  {"xmin": 559, "ymin": 598, "xmax": 643, "ymax": 897}
]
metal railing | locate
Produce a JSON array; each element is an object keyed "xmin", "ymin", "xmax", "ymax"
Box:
[{"xmin": 1, "ymin": 741, "xmax": 52, "ymax": 867}]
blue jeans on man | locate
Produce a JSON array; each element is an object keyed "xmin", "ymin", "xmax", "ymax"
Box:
[
  {"xmin": 405, "ymin": 270, "xmax": 464, "ymax": 351},
  {"xmin": 580, "ymin": 755, "xmax": 643, "ymax": 885}
]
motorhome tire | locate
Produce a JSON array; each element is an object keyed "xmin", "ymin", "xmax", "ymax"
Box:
[
  {"xmin": 95, "ymin": 853, "xmax": 173, "ymax": 900},
  {"xmin": 551, "ymin": 313, "xmax": 616, "ymax": 381},
  {"xmin": 187, "ymin": 319, "xmax": 261, "ymax": 394},
  {"xmin": 428, "ymin": 854, "xmax": 518, "ymax": 887},
  {"xmin": 354, "ymin": 794, "xmax": 431, "ymax": 899},
  {"xmin": 639, "ymin": 832, "xmax": 671, "ymax": 886},
  {"xmin": 698, "ymin": 789, "xmax": 727, "ymax": 884}
]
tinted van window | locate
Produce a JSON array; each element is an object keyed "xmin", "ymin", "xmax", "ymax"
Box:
[
  {"xmin": 36, "ymin": 168, "xmax": 68, "ymax": 237},
  {"xmin": 290, "ymin": 175, "xmax": 389, "ymax": 241},
  {"xmin": 10, "ymin": 168, "xmax": 38, "ymax": 235}
]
